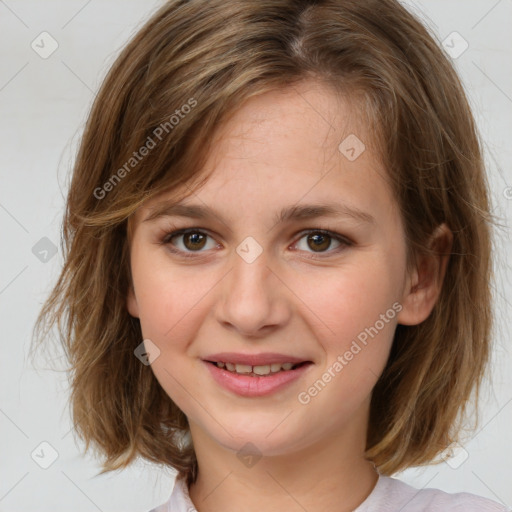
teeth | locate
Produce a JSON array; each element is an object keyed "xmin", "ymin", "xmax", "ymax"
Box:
[
  {"xmin": 253, "ymin": 365, "xmax": 270, "ymax": 375},
  {"xmin": 234, "ymin": 364, "xmax": 252, "ymax": 374},
  {"xmin": 215, "ymin": 361, "xmax": 301, "ymax": 375}
]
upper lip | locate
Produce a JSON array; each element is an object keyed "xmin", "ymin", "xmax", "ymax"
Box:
[{"xmin": 203, "ymin": 352, "xmax": 311, "ymax": 366}]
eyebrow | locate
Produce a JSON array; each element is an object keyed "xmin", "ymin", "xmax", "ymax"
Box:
[{"xmin": 143, "ymin": 200, "xmax": 376, "ymax": 228}]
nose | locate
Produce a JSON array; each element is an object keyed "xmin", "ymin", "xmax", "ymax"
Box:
[{"xmin": 214, "ymin": 246, "xmax": 292, "ymax": 338}]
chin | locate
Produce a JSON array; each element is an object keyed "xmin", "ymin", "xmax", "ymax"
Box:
[{"xmin": 203, "ymin": 416, "xmax": 309, "ymax": 458}]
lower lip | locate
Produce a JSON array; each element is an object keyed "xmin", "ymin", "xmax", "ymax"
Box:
[{"xmin": 203, "ymin": 361, "xmax": 313, "ymax": 397}]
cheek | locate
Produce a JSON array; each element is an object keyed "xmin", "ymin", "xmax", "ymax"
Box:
[
  {"xmin": 294, "ymin": 256, "xmax": 401, "ymax": 345},
  {"xmin": 295, "ymin": 269, "xmax": 397, "ymax": 423},
  {"xmin": 290, "ymin": 256, "xmax": 401, "ymax": 410},
  {"xmin": 131, "ymin": 264, "xmax": 209, "ymax": 413},
  {"xmin": 129, "ymin": 241, "xmax": 204, "ymax": 337},
  {"xmin": 135, "ymin": 274, "xmax": 198, "ymax": 341}
]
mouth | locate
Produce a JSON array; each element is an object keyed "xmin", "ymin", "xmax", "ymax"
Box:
[
  {"xmin": 205, "ymin": 360, "xmax": 311, "ymax": 377},
  {"xmin": 202, "ymin": 352, "xmax": 315, "ymax": 398},
  {"xmin": 202, "ymin": 353, "xmax": 314, "ymax": 397}
]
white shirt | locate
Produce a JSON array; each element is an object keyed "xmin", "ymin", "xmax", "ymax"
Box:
[{"xmin": 148, "ymin": 473, "xmax": 511, "ymax": 511}]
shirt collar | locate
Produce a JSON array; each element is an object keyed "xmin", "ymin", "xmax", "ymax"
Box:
[
  {"xmin": 166, "ymin": 473, "xmax": 388, "ymax": 512},
  {"xmin": 168, "ymin": 476, "xmax": 198, "ymax": 512}
]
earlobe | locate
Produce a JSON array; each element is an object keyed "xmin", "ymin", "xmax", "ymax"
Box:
[
  {"xmin": 396, "ymin": 223, "xmax": 453, "ymax": 326},
  {"xmin": 126, "ymin": 285, "xmax": 140, "ymax": 318}
]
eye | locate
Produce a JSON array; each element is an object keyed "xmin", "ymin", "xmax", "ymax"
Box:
[
  {"xmin": 292, "ymin": 229, "xmax": 352, "ymax": 257},
  {"xmin": 162, "ymin": 228, "xmax": 218, "ymax": 257},
  {"xmin": 159, "ymin": 227, "xmax": 352, "ymax": 259}
]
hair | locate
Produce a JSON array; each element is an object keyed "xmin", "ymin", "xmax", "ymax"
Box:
[{"xmin": 31, "ymin": 0, "xmax": 497, "ymax": 489}]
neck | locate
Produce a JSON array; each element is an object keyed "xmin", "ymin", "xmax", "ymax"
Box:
[{"xmin": 187, "ymin": 421, "xmax": 379, "ymax": 512}]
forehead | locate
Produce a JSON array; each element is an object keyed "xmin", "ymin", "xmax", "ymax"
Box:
[
  {"xmin": 207, "ymin": 80, "xmax": 370, "ymax": 173},
  {"xmin": 133, "ymin": 80, "xmax": 393, "ymax": 227}
]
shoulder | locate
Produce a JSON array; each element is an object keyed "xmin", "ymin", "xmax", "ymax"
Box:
[
  {"xmin": 362, "ymin": 475, "xmax": 511, "ymax": 512},
  {"xmin": 147, "ymin": 474, "xmax": 511, "ymax": 512}
]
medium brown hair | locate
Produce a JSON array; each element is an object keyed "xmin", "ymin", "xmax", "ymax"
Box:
[{"xmin": 32, "ymin": 0, "xmax": 497, "ymax": 487}]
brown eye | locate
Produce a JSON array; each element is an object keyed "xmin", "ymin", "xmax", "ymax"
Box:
[
  {"xmin": 294, "ymin": 229, "xmax": 351, "ymax": 257},
  {"xmin": 182, "ymin": 231, "xmax": 207, "ymax": 251},
  {"xmin": 161, "ymin": 227, "xmax": 351, "ymax": 260},
  {"xmin": 306, "ymin": 232, "xmax": 332, "ymax": 252},
  {"xmin": 163, "ymin": 229, "xmax": 217, "ymax": 255}
]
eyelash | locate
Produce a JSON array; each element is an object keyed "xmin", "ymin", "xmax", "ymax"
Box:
[{"xmin": 158, "ymin": 226, "xmax": 353, "ymax": 260}]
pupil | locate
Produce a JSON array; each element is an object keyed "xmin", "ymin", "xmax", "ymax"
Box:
[
  {"xmin": 309, "ymin": 233, "xmax": 330, "ymax": 251},
  {"xmin": 186, "ymin": 232, "xmax": 206, "ymax": 250}
]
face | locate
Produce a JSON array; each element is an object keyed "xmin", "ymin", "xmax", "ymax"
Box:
[{"xmin": 126, "ymin": 80, "xmax": 417, "ymax": 459}]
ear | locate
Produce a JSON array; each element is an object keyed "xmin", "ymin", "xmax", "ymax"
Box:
[
  {"xmin": 126, "ymin": 283, "xmax": 140, "ymax": 318},
  {"xmin": 396, "ymin": 223, "xmax": 453, "ymax": 326},
  {"xmin": 125, "ymin": 217, "xmax": 140, "ymax": 318}
]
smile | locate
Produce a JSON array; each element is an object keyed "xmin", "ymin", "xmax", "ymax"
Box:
[
  {"xmin": 203, "ymin": 359, "xmax": 314, "ymax": 397},
  {"xmin": 209, "ymin": 361, "xmax": 307, "ymax": 376}
]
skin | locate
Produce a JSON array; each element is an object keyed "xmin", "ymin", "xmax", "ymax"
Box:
[{"xmin": 126, "ymin": 80, "xmax": 452, "ymax": 512}]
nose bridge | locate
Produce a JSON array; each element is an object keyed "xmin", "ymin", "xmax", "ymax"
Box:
[{"xmin": 216, "ymin": 237, "xmax": 288, "ymax": 335}]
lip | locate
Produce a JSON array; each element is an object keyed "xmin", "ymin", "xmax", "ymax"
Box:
[
  {"xmin": 203, "ymin": 359, "xmax": 314, "ymax": 397},
  {"xmin": 203, "ymin": 352, "xmax": 310, "ymax": 366}
]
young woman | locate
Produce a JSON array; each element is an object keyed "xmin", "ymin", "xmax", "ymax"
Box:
[{"xmin": 32, "ymin": 1, "xmax": 510, "ymax": 510}]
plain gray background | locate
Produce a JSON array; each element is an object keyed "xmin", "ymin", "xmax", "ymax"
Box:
[{"xmin": 1, "ymin": 1, "xmax": 511, "ymax": 510}]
